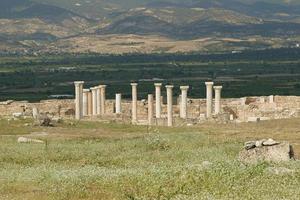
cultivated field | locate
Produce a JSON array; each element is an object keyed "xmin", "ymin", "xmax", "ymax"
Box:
[
  {"xmin": 1, "ymin": 118, "xmax": 300, "ymax": 199},
  {"xmin": 1, "ymin": 48, "xmax": 300, "ymax": 102}
]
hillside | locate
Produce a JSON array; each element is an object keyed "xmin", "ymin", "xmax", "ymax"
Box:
[{"xmin": 0, "ymin": 0, "xmax": 300, "ymax": 54}]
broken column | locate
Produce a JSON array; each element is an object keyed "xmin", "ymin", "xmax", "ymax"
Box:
[
  {"xmin": 205, "ymin": 82, "xmax": 214, "ymax": 118},
  {"xmin": 269, "ymin": 95, "xmax": 274, "ymax": 103},
  {"xmin": 166, "ymin": 85, "xmax": 174, "ymax": 127},
  {"xmin": 99, "ymin": 85, "xmax": 107, "ymax": 115},
  {"xmin": 32, "ymin": 107, "xmax": 39, "ymax": 120},
  {"xmin": 148, "ymin": 94, "xmax": 154, "ymax": 126},
  {"xmin": 155, "ymin": 83, "xmax": 162, "ymax": 119},
  {"xmin": 180, "ymin": 86, "xmax": 189, "ymax": 119},
  {"xmin": 91, "ymin": 87, "xmax": 98, "ymax": 116},
  {"xmin": 74, "ymin": 81, "xmax": 84, "ymax": 120},
  {"xmin": 214, "ymin": 86, "xmax": 223, "ymax": 115},
  {"xmin": 115, "ymin": 93, "xmax": 122, "ymax": 114},
  {"xmin": 83, "ymin": 89, "xmax": 90, "ymax": 116},
  {"xmin": 87, "ymin": 91, "xmax": 92, "ymax": 116},
  {"xmin": 131, "ymin": 83, "xmax": 138, "ymax": 124}
]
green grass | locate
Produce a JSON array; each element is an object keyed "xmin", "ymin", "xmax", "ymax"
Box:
[{"xmin": 0, "ymin": 119, "xmax": 300, "ymax": 199}]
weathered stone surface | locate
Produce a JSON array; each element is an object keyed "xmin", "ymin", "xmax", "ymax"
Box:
[
  {"xmin": 239, "ymin": 141, "xmax": 294, "ymax": 164},
  {"xmin": 263, "ymin": 138, "xmax": 280, "ymax": 146},
  {"xmin": 17, "ymin": 137, "xmax": 44, "ymax": 144},
  {"xmin": 247, "ymin": 117, "xmax": 260, "ymax": 122},
  {"xmin": 38, "ymin": 115, "xmax": 53, "ymax": 127},
  {"xmin": 244, "ymin": 141, "xmax": 256, "ymax": 150}
]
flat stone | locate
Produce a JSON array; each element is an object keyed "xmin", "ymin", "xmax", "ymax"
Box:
[
  {"xmin": 263, "ymin": 138, "xmax": 280, "ymax": 146},
  {"xmin": 12, "ymin": 112, "xmax": 23, "ymax": 118}
]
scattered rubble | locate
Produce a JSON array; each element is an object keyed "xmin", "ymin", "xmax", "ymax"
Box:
[{"xmin": 239, "ymin": 139, "xmax": 294, "ymax": 164}]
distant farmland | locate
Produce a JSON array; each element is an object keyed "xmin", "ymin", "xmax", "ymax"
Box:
[{"xmin": 0, "ymin": 48, "xmax": 300, "ymax": 102}]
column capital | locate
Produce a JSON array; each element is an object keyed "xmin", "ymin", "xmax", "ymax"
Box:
[
  {"xmin": 83, "ymin": 89, "xmax": 90, "ymax": 93},
  {"xmin": 99, "ymin": 85, "xmax": 107, "ymax": 88},
  {"xmin": 213, "ymin": 86, "xmax": 223, "ymax": 90},
  {"xmin": 90, "ymin": 87, "xmax": 98, "ymax": 91},
  {"xmin": 131, "ymin": 83, "xmax": 138, "ymax": 86},
  {"xmin": 180, "ymin": 86, "xmax": 189, "ymax": 90},
  {"xmin": 74, "ymin": 81, "xmax": 84, "ymax": 86},
  {"xmin": 154, "ymin": 83, "xmax": 162, "ymax": 87},
  {"xmin": 166, "ymin": 85, "xmax": 174, "ymax": 89},
  {"xmin": 205, "ymin": 82, "xmax": 214, "ymax": 86}
]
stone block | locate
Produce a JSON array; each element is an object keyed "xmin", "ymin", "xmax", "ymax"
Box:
[{"xmin": 247, "ymin": 117, "xmax": 260, "ymax": 122}]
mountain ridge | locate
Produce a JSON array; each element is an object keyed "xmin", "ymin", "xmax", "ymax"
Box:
[{"xmin": 0, "ymin": 0, "xmax": 300, "ymax": 54}]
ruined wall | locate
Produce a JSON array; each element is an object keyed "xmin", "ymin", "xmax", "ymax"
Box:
[{"xmin": 0, "ymin": 96, "xmax": 299, "ymax": 124}]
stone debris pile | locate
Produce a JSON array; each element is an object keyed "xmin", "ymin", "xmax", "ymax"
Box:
[{"xmin": 239, "ymin": 139, "xmax": 295, "ymax": 164}]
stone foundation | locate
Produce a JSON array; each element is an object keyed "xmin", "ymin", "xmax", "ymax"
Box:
[{"xmin": 1, "ymin": 95, "xmax": 300, "ymax": 126}]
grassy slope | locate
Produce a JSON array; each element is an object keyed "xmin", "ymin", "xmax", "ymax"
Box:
[{"xmin": 0, "ymin": 118, "xmax": 300, "ymax": 199}]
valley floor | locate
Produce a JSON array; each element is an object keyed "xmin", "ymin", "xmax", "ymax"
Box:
[{"xmin": 1, "ymin": 118, "xmax": 300, "ymax": 199}]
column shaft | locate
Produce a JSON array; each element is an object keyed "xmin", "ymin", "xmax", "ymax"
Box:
[
  {"xmin": 155, "ymin": 83, "xmax": 162, "ymax": 118},
  {"xmin": 91, "ymin": 87, "xmax": 97, "ymax": 116},
  {"xmin": 205, "ymin": 82, "xmax": 214, "ymax": 118},
  {"xmin": 148, "ymin": 94, "xmax": 154, "ymax": 125},
  {"xmin": 82, "ymin": 89, "xmax": 89, "ymax": 116},
  {"xmin": 100, "ymin": 85, "xmax": 106, "ymax": 115},
  {"xmin": 214, "ymin": 86, "xmax": 222, "ymax": 114},
  {"xmin": 131, "ymin": 83, "xmax": 138, "ymax": 124},
  {"xmin": 180, "ymin": 86, "xmax": 189, "ymax": 119},
  {"xmin": 166, "ymin": 85, "xmax": 174, "ymax": 127},
  {"xmin": 74, "ymin": 81, "xmax": 84, "ymax": 120},
  {"xmin": 96, "ymin": 87, "xmax": 101, "ymax": 115},
  {"xmin": 115, "ymin": 93, "xmax": 122, "ymax": 114},
  {"xmin": 87, "ymin": 91, "xmax": 92, "ymax": 116}
]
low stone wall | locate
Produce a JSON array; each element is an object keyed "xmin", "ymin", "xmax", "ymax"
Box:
[{"xmin": 0, "ymin": 95, "xmax": 299, "ymax": 125}]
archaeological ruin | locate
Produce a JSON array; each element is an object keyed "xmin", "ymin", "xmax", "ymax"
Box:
[{"xmin": 1, "ymin": 81, "xmax": 300, "ymax": 127}]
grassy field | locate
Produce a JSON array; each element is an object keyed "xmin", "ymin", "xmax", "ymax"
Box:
[{"xmin": 1, "ymin": 118, "xmax": 300, "ymax": 199}]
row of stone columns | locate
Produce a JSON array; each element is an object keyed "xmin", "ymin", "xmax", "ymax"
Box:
[
  {"xmin": 205, "ymin": 82, "xmax": 223, "ymax": 118},
  {"xmin": 75, "ymin": 81, "xmax": 223, "ymax": 125},
  {"xmin": 131, "ymin": 83, "xmax": 190, "ymax": 127},
  {"xmin": 74, "ymin": 81, "xmax": 107, "ymax": 120}
]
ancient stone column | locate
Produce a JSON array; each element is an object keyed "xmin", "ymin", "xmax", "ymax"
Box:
[
  {"xmin": 87, "ymin": 91, "xmax": 92, "ymax": 116},
  {"xmin": 148, "ymin": 94, "xmax": 154, "ymax": 126},
  {"xmin": 131, "ymin": 83, "xmax": 138, "ymax": 124},
  {"xmin": 241, "ymin": 97, "xmax": 247, "ymax": 106},
  {"xmin": 214, "ymin": 86, "xmax": 223, "ymax": 115},
  {"xmin": 32, "ymin": 107, "xmax": 39, "ymax": 120},
  {"xmin": 96, "ymin": 86, "xmax": 101, "ymax": 115},
  {"xmin": 115, "ymin": 93, "xmax": 122, "ymax": 114},
  {"xmin": 154, "ymin": 83, "xmax": 162, "ymax": 118},
  {"xmin": 180, "ymin": 86, "xmax": 189, "ymax": 119},
  {"xmin": 269, "ymin": 95, "xmax": 274, "ymax": 103},
  {"xmin": 91, "ymin": 87, "xmax": 98, "ymax": 116},
  {"xmin": 166, "ymin": 85, "xmax": 174, "ymax": 127},
  {"xmin": 205, "ymin": 82, "xmax": 214, "ymax": 118},
  {"xmin": 82, "ymin": 89, "xmax": 89, "ymax": 116},
  {"xmin": 99, "ymin": 85, "xmax": 107, "ymax": 115},
  {"xmin": 74, "ymin": 81, "xmax": 84, "ymax": 120}
]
